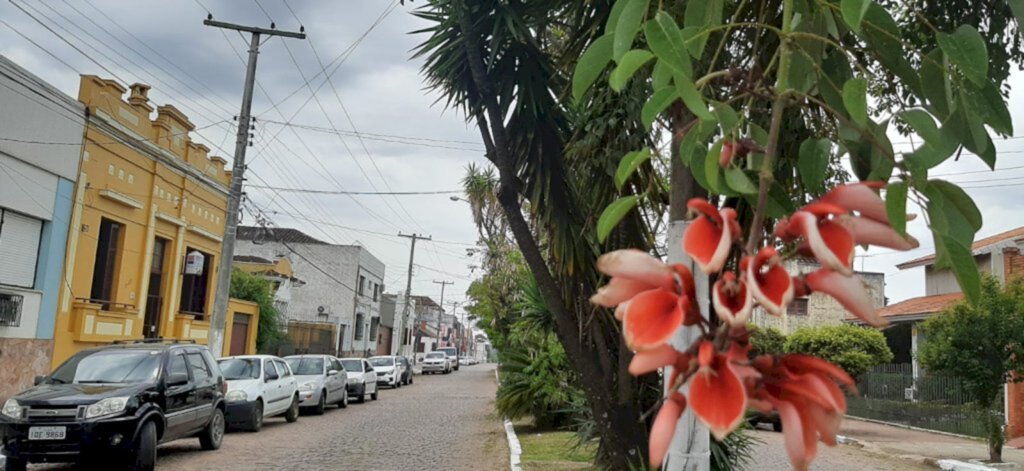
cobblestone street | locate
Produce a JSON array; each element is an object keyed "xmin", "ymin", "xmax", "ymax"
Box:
[
  {"xmin": 749, "ymin": 428, "xmax": 931, "ymax": 470},
  {"xmin": 30, "ymin": 364, "xmax": 508, "ymax": 471}
]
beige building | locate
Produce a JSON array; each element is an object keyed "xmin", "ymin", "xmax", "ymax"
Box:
[{"xmin": 750, "ymin": 259, "xmax": 886, "ymax": 334}]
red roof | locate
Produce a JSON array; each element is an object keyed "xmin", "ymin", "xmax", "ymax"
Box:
[
  {"xmin": 875, "ymin": 293, "xmax": 963, "ymax": 320},
  {"xmin": 897, "ymin": 226, "xmax": 1024, "ymax": 269}
]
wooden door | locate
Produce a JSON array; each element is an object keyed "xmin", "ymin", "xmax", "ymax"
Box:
[{"xmin": 230, "ymin": 313, "xmax": 251, "ymax": 355}]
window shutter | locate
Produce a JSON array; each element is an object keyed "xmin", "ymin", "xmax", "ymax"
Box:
[{"xmin": 0, "ymin": 210, "xmax": 42, "ymax": 288}]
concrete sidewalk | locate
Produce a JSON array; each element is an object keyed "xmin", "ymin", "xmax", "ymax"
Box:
[{"xmin": 840, "ymin": 417, "xmax": 1024, "ymax": 468}]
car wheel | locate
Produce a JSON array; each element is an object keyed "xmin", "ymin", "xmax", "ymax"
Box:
[
  {"xmin": 355, "ymin": 384, "xmax": 365, "ymax": 403},
  {"xmin": 4, "ymin": 458, "xmax": 27, "ymax": 471},
  {"xmin": 199, "ymin": 408, "xmax": 225, "ymax": 450},
  {"xmin": 285, "ymin": 395, "xmax": 300, "ymax": 423},
  {"xmin": 248, "ymin": 400, "xmax": 264, "ymax": 432},
  {"xmin": 371, "ymin": 385, "xmax": 378, "ymax": 401},
  {"xmin": 772, "ymin": 420, "xmax": 783, "ymax": 433},
  {"xmin": 339, "ymin": 389, "xmax": 348, "ymax": 408},
  {"xmin": 314, "ymin": 391, "xmax": 326, "ymax": 415},
  {"xmin": 129, "ymin": 421, "xmax": 157, "ymax": 471}
]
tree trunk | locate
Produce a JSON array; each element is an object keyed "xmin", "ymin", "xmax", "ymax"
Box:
[
  {"xmin": 456, "ymin": 8, "xmax": 650, "ymax": 468},
  {"xmin": 986, "ymin": 408, "xmax": 1004, "ymax": 462}
]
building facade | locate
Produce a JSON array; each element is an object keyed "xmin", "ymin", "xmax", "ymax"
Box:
[
  {"xmin": 50, "ymin": 76, "xmax": 256, "ymax": 367},
  {"xmin": 0, "ymin": 56, "xmax": 85, "ymax": 400},
  {"xmin": 235, "ymin": 226, "xmax": 385, "ymax": 356},
  {"xmin": 380, "ymin": 293, "xmax": 416, "ymax": 356},
  {"xmin": 750, "ymin": 259, "xmax": 886, "ymax": 335}
]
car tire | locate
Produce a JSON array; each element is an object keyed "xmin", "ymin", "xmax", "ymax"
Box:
[
  {"xmin": 4, "ymin": 458, "xmax": 27, "ymax": 471},
  {"xmin": 130, "ymin": 421, "xmax": 157, "ymax": 471},
  {"xmin": 314, "ymin": 391, "xmax": 326, "ymax": 415},
  {"xmin": 339, "ymin": 389, "xmax": 348, "ymax": 408},
  {"xmin": 355, "ymin": 384, "xmax": 365, "ymax": 403},
  {"xmin": 371, "ymin": 385, "xmax": 378, "ymax": 401},
  {"xmin": 248, "ymin": 400, "xmax": 264, "ymax": 432},
  {"xmin": 199, "ymin": 408, "xmax": 225, "ymax": 450},
  {"xmin": 285, "ymin": 396, "xmax": 300, "ymax": 423}
]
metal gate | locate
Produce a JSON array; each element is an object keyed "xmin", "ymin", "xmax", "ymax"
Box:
[{"xmin": 275, "ymin": 321, "xmax": 336, "ymax": 356}]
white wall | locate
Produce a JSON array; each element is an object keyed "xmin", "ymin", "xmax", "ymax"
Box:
[{"xmin": 0, "ymin": 286, "xmax": 41, "ymax": 339}]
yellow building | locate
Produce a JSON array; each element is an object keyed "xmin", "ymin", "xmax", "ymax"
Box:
[{"xmin": 51, "ymin": 76, "xmax": 257, "ymax": 366}]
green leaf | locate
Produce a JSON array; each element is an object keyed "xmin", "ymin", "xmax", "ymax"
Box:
[
  {"xmin": 859, "ymin": 4, "xmax": 922, "ymax": 97},
  {"xmin": 644, "ymin": 12, "xmax": 692, "ymax": 78},
  {"xmin": 713, "ymin": 102, "xmax": 739, "ymax": 133},
  {"xmin": 615, "ymin": 148, "xmax": 652, "ymax": 190},
  {"xmin": 652, "ymin": 61, "xmax": 672, "ymax": 90},
  {"xmin": 724, "ymin": 167, "xmax": 758, "ymax": 194},
  {"xmin": 840, "ymin": 0, "xmax": 871, "ymax": 32},
  {"xmin": 597, "ymin": 195, "xmax": 640, "ymax": 243},
  {"xmin": 929, "ymin": 180, "xmax": 982, "ymax": 231},
  {"xmin": 935, "ymin": 234, "xmax": 981, "ymax": 304},
  {"xmin": 798, "ymin": 138, "xmax": 830, "ymax": 190},
  {"xmin": 605, "ymin": 0, "xmax": 629, "ymax": 34},
  {"xmin": 613, "ymin": 0, "xmax": 650, "ymax": 62},
  {"xmin": 675, "ymin": 74, "xmax": 713, "ymax": 121},
  {"xmin": 885, "ymin": 181, "xmax": 908, "ymax": 236},
  {"xmin": 609, "ymin": 49, "xmax": 654, "ymax": 92},
  {"xmin": 1011, "ymin": 0, "xmax": 1024, "ymax": 32},
  {"xmin": 680, "ymin": 26, "xmax": 706, "ymax": 60},
  {"xmin": 900, "ymin": 109, "xmax": 956, "ymax": 169},
  {"xmin": 842, "ymin": 78, "xmax": 869, "ymax": 126},
  {"xmin": 920, "ymin": 48, "xmax": 951, "ymax": 118},
  {"xmin": 573, "ymin": 35, "xmax": 614, "ymax": 101},
  {"xmin": 704, "ymin": 140, "xmax": 723, "ymax": 192},
  {"xmin": 642, "ymin": 87, "xmax": 678, "ymax": 130},
  {"xmin": 678, "ymin": 119, "xmax": 716, "ymax": 167},
  {"xmin": 962, "ymin": 81, "xmax": 1014, "ymax": 136},
  {"xmin": 682, "ymin": 0, "xmax": 723, "ymax": 58},
  {"xmin": 936, "ymin": 25, "xmax": 988, "ymax": 86}
]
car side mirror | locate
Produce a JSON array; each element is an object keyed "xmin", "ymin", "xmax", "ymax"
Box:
[
  {"xmin": 327, "ymin": 370, "xmax": 338, "ymax": 376},
  {"xmin": 34, "ymin": 375, "xmax": 46, "ymax": 386},
  {"xmin": 265, "ymin": 371, "xmax": 279, "ymax": 382},
  {"xmin": 167, "ymin": 372, "xmax": 189, "ymax": 386}
]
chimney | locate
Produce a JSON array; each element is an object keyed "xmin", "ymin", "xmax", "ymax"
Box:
[{"xmin": 128, "ymin": 83, "xmax": 152, "ymax": 110}]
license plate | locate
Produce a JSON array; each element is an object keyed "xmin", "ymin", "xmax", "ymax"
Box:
[{"xmin": 29, "ymin": 426, "xmax": 66, "ymax": 440}]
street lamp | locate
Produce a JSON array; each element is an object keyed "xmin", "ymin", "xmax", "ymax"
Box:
[{"xmin": 450, "ymin": 195, "xmax": 468, "ymax": 202}]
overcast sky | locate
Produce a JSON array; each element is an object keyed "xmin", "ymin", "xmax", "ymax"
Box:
[{"xmin": 1, "ymin": 0, "xmax": 1022, "ymax": 311}]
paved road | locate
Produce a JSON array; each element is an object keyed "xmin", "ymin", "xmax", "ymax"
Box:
[
  {"xmin": 749, "ymin": 427, "xmax": 932, "ymax": 470},
  {"xmin": 31, "ymin": 364, "xmax": 509, "ymax": 470}
]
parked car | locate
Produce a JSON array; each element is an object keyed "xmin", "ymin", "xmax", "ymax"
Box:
[
  {"xmin": 421, "ymin": 352, "xmax": 450, "ymax": 374},
  {"xmin": 217, "ymin": 355, "xmax": 300, "ymax": 432},
  {"xmin": 368, "ymin": 356, "xmax": 404, "ymax": 389},
  {"xmin": 396, "ymin": 356, "xmax": 413, "ymax": 385},
  {"xmin": 0, "ymin": 340, "xmax": 226, "ymax": 471},
  {"xmin": 438, "ymin": 347, "xmax": 460, "ymax": 371},
  {"xmin": 747, "ymin": 409, "xmax": 782, "ymax": 432},
  {"xmin": 284, "ymin": 355, "xmax": 349, "ymax": 414},
  {"xmin": 459, "ymin": 355, "xmax": 477, "ymax": 366},
  {"xmin": 339, "ymin": 358, "xmax": 378, "ymax": 403}
]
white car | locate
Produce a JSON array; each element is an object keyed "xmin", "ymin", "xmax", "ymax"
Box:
[
  {"xmin": 421, "ymin": 351, "xmax": 450, "ymax": 374},
  {"xmin": 218, "ymin": 355, "xmax": 300, "ymax": 431},
  {"xmin": 285, "ymin": 355, "xmax": 349, "ymax": 414},
  {"xmin": 339, "ymin": 358, "xmax": 379, "ymax": 403},
  {"xmin": 369, "ymin": 356, "xmax": 405, "ymax": 389}
]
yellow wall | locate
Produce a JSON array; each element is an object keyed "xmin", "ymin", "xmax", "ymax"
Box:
[
  {"xmin": 223, "ymin": 299, "xmax": 260, "ymax": 356},
  {"xmin": 51, "ymin": 76, "xmax": 240, "ymax": 366}
]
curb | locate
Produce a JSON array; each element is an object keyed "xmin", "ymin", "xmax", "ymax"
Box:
[
  {"xmin": 495, "ymin": 368, "xmax": 523, "ymax": 471},
  {"xmin": 837, "ymin": 433, "xmax": 1011, "ymax": 471}
]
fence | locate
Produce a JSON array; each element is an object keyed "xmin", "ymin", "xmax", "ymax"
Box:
[
  {"xmin": 845, "ymin": 363, "xmax": 1002, "ymax": 437},
  {"xmin": 268, "ymin": 321, "xmax": 336, "ymax": 356}
]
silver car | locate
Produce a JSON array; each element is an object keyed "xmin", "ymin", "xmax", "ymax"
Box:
[{"xmin": 284, "ymin": 355, "xmax": 349, "ymax": 414}]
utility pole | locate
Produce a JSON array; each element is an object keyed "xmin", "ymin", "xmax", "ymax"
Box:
[
  {"xmin": 206, "ymin": 18, "xmax": 305, "ymax": 356},
  {"xmin": 447, "ymin": 300, "xmax": 461, "ymax": 353},
  {"xmin": 433, "ymin": 280, "xmax": 453, "ymax": 347},
  {"xmin": 401, "ymin": 233, "xmax": 431, "ymax": 357}
]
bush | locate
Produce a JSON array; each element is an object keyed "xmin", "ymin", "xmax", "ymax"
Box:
[
  {"xmin": 748, "ymin": 325, "xmax": 786, "ymax": 356},
  {"xmin": 784, "ymin": 324, "xmax": 893, "ymax": 378},
  {"xmin": 229, "ymin": 268, "xmax": 285, "ymax": 352}
]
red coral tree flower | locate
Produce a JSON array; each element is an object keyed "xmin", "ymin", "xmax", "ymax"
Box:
[{"xmin": 683, "ymin": 199, "xmax": 739, "ymax": 274}]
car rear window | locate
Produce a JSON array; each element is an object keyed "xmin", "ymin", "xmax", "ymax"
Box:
[
  {"xmin": 218, "ymin": 358, "xmax": 260, "ymax": 380},
  {"xmin": 286, "ymin": 357, "xmax": 324, "ymax": 375},
  {"xmin": 340, "ymin": 359, "xmax": 362, "ymax": 372}
]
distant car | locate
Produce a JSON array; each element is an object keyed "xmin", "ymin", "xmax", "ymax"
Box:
[
  {"xmin": 459, "ymin": 355, "xmax": 476, "ymax": 366},
  {"xmin": 284, "ymin": 355, "xmax": 349, "ymax": 414},
  {"xmin": 369, "ymin": 356, "xmax": 405, "ymax": 389},
  {"xmin": 396, "ymin": 356, "xmax": 413, "ymax": 385},
  {"xmin": 438, "ymin": 347, "xmax": 460, "ymax": 371},
  {"xmin": 217, "ymin": 355, "xmax": 300, "ymax": 432},
  {"xmin": 747, "ymin": 409, "xmax": 782, "ymax": 432},
  {"xmin": 422, "ymin": 352, "xmax": 449, "ymax": 374},
  {"xmin": 0, "ymin": 341, "xmax": 226, "ymax": 471},
  {"xmin": 339, "ymin": 358, "xmax": 379, "ymax": 403}
]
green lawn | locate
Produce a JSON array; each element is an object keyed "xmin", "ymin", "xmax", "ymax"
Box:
[{"xmin": 514, "ymin": 421, "xmax": 598, "ymax": 470}]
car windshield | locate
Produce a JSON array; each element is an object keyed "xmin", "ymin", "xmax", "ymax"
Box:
[
  {"xmin": 426, "ymin": 353, "xmax": 445, "ymax": 359},
  {"xmin": 439, "ymin": 348, "xmax": 457, "ymax": 356},
  {"xmin": 218, "ymin": 358, "xmax": 261, "ymax": 380},
  {"xmin": 50, "ymin": 349, "xmax": 161, "ymax": 384},
  {"xmin": 286, "ymin": 358, "xmax": 324, "ymax": 375},
  {"xmin": 368, "ymin": 357, "xmax": 394, "ymax": 367},
  {"xmin": 340, "ymin": 359, "xmax": 362, "ymax": 372}
]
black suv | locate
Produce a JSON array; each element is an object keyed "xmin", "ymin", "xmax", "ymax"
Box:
[{"xmin": 0, "ymin": 340, "xmax": 226, "ymax": 470}]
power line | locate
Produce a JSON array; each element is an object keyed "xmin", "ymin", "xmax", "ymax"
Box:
[
  {"xmin": 246, "ymin": 184, "xmax": 461, "ymax": 195},
  {"xmin": 261, "ymin": 120, "xmax": 485, "ymax": 151}
]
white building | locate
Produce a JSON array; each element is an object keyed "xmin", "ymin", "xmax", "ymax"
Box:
[
  {"xmin": 235, "ymin": 226, "xmax": 385, "ymax": 356},
  {"xmin": 380, "ymin": 293, "xmax": 417, "ymax": 357},
  {"xmin": 0, "ymin": 56, "xmax": 85, "ymax": 401}
]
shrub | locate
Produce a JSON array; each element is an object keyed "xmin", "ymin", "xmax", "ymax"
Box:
[
  {"xmin": 784, "ymin": 324, "xmax": 893, "ymax": 378},
  {"xmin": 229, "ymin": 268, "xmax": 285, "ymax": 352},
  {"xmin": 748, "ymin": 325, "xmax": 786, "ymax": 356}
]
